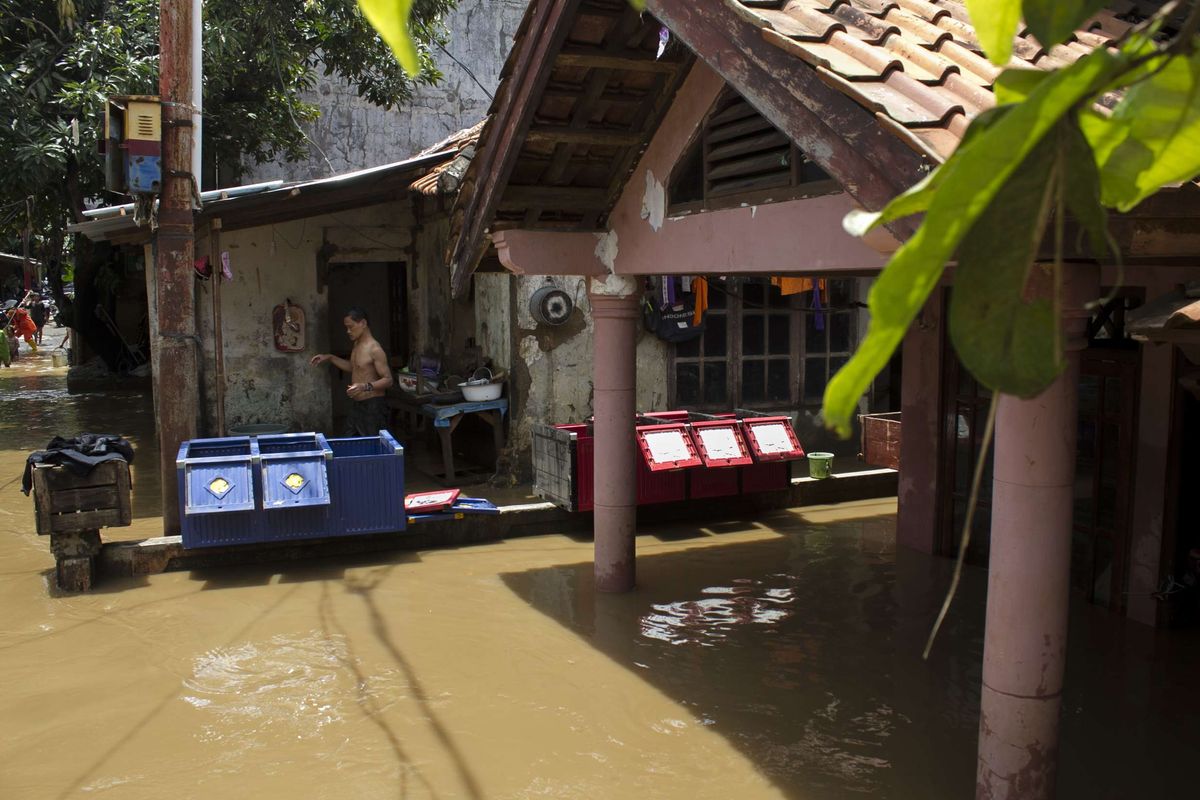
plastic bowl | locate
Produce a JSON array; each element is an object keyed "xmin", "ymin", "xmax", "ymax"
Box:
[{"xmin": 460, "ymin": 381, "xmax": 503, "ymax": 402}]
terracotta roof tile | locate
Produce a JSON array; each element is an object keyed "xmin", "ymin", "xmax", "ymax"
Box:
[{"xmin": 729, "ymin": 0, "xmax": 1124, "ymax": 162}]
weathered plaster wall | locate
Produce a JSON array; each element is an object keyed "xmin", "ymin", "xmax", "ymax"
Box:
[
  {"xmin": 195, "ymin": 200, "xmax": 423, "ymax": 435},
  {"xmin": 474, "ymin": 274, "xmax": 667, "ymax": 474},
  {"xmin": 242, "ymin": 0, "xmax": 528, "ymax": 184},
  {"xmin": 196, "ymin": 218, "xmax": 327, "ymax": 433},
  {"xmin": 411, "ymin": 198, "xmax": 475, "ymax": 366}
]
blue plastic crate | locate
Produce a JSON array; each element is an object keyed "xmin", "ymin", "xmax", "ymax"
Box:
[
  {"xmin": 326, "ymin": 431, "xmax": 406, "ymax": 535},
  {"xmin": 177, "ymin": 431, "xmax": 404, "ymax": 548}
]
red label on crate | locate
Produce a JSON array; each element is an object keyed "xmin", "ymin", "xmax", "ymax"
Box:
[
  {"xmin": 690, "ymin": 421, "xmax": 754, "ymax": 467},
  {"xmin": 635, "ymin": 424, "xmax": 703, "ymax": 471},
  {"xmin": 742, "ymin": 417, "xmax": 805, "ymax": 462}
]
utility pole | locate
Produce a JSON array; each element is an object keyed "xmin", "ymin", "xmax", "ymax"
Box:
[{"xmin": 156, "ymin": 0, "xmax": 199, "ymax": 534}]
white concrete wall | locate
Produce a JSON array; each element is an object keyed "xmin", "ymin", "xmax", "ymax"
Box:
[{"xmin": 242, "ymin": 0, "xmax": 528, "ymax": 183}]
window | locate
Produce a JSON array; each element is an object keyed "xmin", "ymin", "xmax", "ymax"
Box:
[{"xmin": 670, "ymin": 278, "xmax": 858, "ymax": 411}]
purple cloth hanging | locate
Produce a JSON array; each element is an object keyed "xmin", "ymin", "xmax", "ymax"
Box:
[{"xmin": 813, "ymin": 280, "xmax": 825, "ymax": 331}]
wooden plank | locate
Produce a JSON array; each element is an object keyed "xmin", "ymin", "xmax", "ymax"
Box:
[
  {"xmin": 49, "ymin": 486, "xmax": 122, "ymax": 513},
  {"xmin": 705, "ymin": 113, "xmax": 775, "ymax": 145},
  {"xmin": 499, "ymin": 185, "xmax": 610, "ymax": 211},
  {"xmin": 555, "ymin": 47, "xmax": 684, "ymax": 73},
  {"xmin": 524, "ymin": 126, "xmax": 643, "ymax": 147},
  {"xmin": 705, "ymin": 149, "xmax": 791, "ymax": 181},
  {"xmin": 645, "ymin": 0, "xmax": 925, "ymax": 234},
  {"xmin": 707, "ymin": 99, "xmax": 760, "ymax": 128},
  {"xmin": 707, "ymin": 170, "xmax": 792, "ymax": 197},
  {"xmin": 49, "ymin": 508, "xmax": 125, "ymax": 534},
  {"xmin": 706, "ymin": 129, "xmax": 791, "ymax": 162}
]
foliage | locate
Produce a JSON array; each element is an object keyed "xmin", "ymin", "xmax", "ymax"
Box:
[
  {"xmin": 823, "ymin": 1, "xmax": 1200, "ymax": 436},
  {"xmin": 0, "ymin": 0, "xmax": 455, "ymax": 279}
]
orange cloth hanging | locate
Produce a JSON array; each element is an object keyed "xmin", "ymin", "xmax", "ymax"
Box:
[
  {"xmin": 691, "ymin": 277, "xmax": 708, "ymax": 326},
  {"xmin": 771, "ymin": 277, "xmax": 826, "ymax": 296}
]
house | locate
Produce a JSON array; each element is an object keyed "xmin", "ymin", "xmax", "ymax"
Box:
[
  {"xmin": 439, "ymin": 0, "xmax": 1200, "ymax": 795},
  {"xmin": 69, "ymin": 129, "xmax": 482, "ymax": 437}
]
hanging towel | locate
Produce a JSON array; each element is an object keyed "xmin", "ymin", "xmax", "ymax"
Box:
[
  {"xmin": 771, "ymin": 277, "xmax": 827, "ymax": 296},
  {"xmin": 813, "ymin": 280, "xmax": 826, "ymax": 331},
  {"xmin": 691, "ymin": 277, "xmax": 708, "ymax": 326}
]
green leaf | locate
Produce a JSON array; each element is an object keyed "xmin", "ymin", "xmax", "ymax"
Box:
[
  {"xmin": 823, "ymin": 48, "xmax": 1123, "ymax": 437},
  {"xmin": 628, "ymin": 0, "xmax": 646, "ymax": 10},
  {"xmin": 966, "ymin": 0, "xmax": 1022, "ymax": 65},
  {"xmin": 1060, "ymin": 117, "xmax": 1111, "ymax": 256},
  {"xmin": 358, "ymin": 0, "xmax": 419, "ymax": 76},
  {"xmin": 993, "ymin": 67, "xmax": 1051, "ymax": 105},
  {"xmin": 949, "ymin": 130, "xmax": 1061, "ymax": 397},
  {"xmin": 1023, "ymin": 0, "xmax": 1109, "ymax": 50},
  {"xmin": 843, "ymin": 106, "xmax": 1011, "ymax": 238},
  {"xmin": 1089, "ymin": 50, "xmax": 1200, "ymax": 212}
]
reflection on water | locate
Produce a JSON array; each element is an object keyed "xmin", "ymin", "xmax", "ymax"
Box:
[{"xmin": 1, "ymin": 342, "xmax": 1198, "ymax": 798}]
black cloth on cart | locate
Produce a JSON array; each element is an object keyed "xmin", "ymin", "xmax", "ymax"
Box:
[{"xmin": 22, "ymin": 433, "xmax": 135, "ymax": 495}]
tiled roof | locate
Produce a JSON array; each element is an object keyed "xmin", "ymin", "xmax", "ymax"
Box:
[
  {"xmin": 727, "ymin": 0, "xmax": 1140, "ymax": 161},
  {"xmin": 409, "ymin": 121, "xmax": 485, "ymax": 196}
]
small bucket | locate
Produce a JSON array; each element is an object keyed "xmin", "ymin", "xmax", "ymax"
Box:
[
  {"xmin": 807, "ymin": 452, "xmax": 835, "ymax": 479},
  {"xmin": 51, "ymin": 351, "xmax": 68, "ymax": 368}
]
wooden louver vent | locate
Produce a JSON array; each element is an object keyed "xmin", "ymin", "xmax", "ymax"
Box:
[{"xmin": 671, "ymin": 88, "xmax": 832, "ymax": 208}]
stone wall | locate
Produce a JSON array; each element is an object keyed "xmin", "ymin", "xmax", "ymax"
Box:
[
  {"xmin": 476, "ymin": 274, "xmax": 670, "ymax": 477},
  {"xmin": 243, "ymin": 0, "xmax": 528, "ymax": 183}
]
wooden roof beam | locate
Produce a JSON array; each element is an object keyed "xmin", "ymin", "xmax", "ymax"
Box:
[
  {"xmin": 555, "ymin": 47, "xmax": 685, "ymax": 73},
  {"xmin": 499, "ymin": 185, "xmax": 611, "ymax": 211},
  {"xmin": 525, "ymin": 126, "xmax": 643, "ymax": 147}
]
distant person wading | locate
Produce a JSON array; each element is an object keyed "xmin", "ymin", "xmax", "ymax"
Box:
[{"xmin": 310, "ymin": 307, "xmax": 393, "ymax": 436}]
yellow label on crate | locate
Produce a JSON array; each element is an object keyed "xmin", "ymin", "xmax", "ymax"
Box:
[
  {"xmin": 283, "ymin": 472, "xmax": 307, "ymax": 492},
  {"xmin": 208, "ymin": 476, "xmax": 231, "ymax": 497}
]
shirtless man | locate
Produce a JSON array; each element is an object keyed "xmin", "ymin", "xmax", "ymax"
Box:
[{"xmin": 310, "ymin": 307, "xmax": 393, "ymax": 436}]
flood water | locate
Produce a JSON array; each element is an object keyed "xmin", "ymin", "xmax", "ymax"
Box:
[{"xmin": 2, "ymin": 333, "xmax": 1198, "ymax": 798}]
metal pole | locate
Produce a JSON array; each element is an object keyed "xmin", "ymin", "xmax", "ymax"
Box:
[
  {"xmin": 156, "ymin": 0, "xmax": 199, "ymax": 534},
  {"xmin": 976, "ymin": 263, "xmax": 1099, "ymax": 799}
]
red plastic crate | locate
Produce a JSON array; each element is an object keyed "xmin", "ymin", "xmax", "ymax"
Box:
[
  {"xmin": 740, "ymin": 461, "xmax": 792, "ymax": 493},
  {"xmin": 688, "ymin": 467, "xmax": 741, "ymax": 499},
  {"xmin": 637, "ymin": 455, "xmax": 687, "ymax": 504},
  {"xmin": 556, "ymin": 424, "xmax": 595, "ymax": 512}
]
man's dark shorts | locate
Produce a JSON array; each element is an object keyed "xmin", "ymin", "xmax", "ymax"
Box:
[{"xmin": 345, "ymin": 396, "xmax": 389, "ymax": 437}]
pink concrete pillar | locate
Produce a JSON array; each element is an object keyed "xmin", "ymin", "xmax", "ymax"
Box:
[
  {"xmin": 976, "ymin": 263, "xmax": 1099, "ymax": 799},
  {"xmin": 589, "ymin": 277, "xmax": 641, "ymax": 593}
]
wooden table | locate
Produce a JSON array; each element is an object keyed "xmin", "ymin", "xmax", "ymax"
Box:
[{"xmin": 409, "ymin": 398, "xmax": 508, "ymax": 481}]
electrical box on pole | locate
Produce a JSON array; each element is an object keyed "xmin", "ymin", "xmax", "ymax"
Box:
[{"xmin": 100, "ymin": 95, "xmax": 163, "ymax": 195}]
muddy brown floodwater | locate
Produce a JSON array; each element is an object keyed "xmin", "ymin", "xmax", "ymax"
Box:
[{"xmin": 2, "ymin": 332, "xmax": 1198, "ymax": 799}]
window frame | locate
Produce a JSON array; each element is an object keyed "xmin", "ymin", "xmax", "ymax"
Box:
[{"xmin": 667, "ymin": 278, "xmax": 858, "ymax": 412}]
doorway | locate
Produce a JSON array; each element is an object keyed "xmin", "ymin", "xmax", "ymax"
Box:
[{"xmin": 326, "ymin": 261, "xmax": 408, "ymax": 432}]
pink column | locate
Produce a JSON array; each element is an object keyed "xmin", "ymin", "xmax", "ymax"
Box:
[
  {"xmin": 976, "ymin": 263, "xmax": 1098, "ymax": 799},
  {"xmin": 589, "ymin": 281, "xmax": 640, "ymax": 593}
]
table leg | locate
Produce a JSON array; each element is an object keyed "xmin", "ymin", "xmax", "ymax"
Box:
[
  {"xmin": 479, "ymin": 410, "xmax": 505, "ymax": 459},
  {"xmin": 438, "ymin": 414, "xmax": 466, "ymax": 481},
  {"xmin": 438, "ymin": 426, "xmax": 455, "ymax": 480}
]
